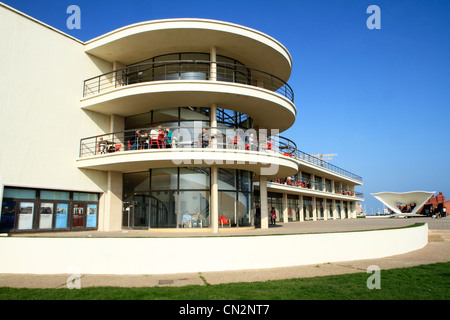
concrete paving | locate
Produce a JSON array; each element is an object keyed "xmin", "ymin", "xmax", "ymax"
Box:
[{"xmin": 1, "ymin": 217, "xmax": 449, "ymax": 289}]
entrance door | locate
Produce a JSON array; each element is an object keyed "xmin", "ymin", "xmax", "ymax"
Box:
[{"xmin": 72, "ymin": 204, "xmax": 85, "ymax": 228}]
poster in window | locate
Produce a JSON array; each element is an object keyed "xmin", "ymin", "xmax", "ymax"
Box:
[
  {"xmin": 39, "ymin": 203, "xmax": 53, "ymax": 229},
  {"xmin": 18, "ymin": 202, "xmax": 34, "ymax": 230},
  {"xmin": 86, "ymin": 204, "xmax": 97, "ymax": 228},
  {"xmin": 55, "ymin": 203, "xmax": 68, "ymax": 228}
]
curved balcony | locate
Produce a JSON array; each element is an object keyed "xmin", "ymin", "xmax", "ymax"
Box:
[
  {"xmin": 83, "ymin": 60, "xmax": 294, "ymax": 101},
  {"xmin": 84, "ymin": 18, "xmax": 293, "ymax": 81},
  {"xmin": 81, "ymin": 61, "xmax": 296, "ymax": 132},
  {"xmin": 77, "ymin": 126, "xmax": 299, "ymax": 178}
]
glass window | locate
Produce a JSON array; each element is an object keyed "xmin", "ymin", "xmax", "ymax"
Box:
[
  {"xmin": 178, "ymin": 191, "xmax": 210, "ymax": 228},
  {"xmin": 73, "ymin": 192, "xmax": 99, "ymax": 201},
  {"xmin": 3, "ymin": 188, "xmax": 36, "ymax": 199},
  {"xmin": 239, "ymin": 170, "xmax": 252, "ymax": 192},
  {"xmin": 218, "ymin": 191, "xmax": 236, "ymax": 226},
  {"xmin": 237, "ymin": 191, "xmax": 252, "ymax": 226},
  {"xmin": 150, "ymin": 191, "xmax": 177, "ymax": 228},
  {"xmin": 86, "ymin": 204, "xmax": 98, "ymax": 228},
  {"xmin": 55, "ymin": 203, "xmax": 69, "ymax": 229},
  {"xmin": 41, "ymin": 190, "xmax": 70, "ymax": 201},
  {"xmin": 218, "ymin": 169, "xmax": 236, "ymax": 190},
  {"xmin": 181, "ymin": 53, "xmax": 209, "ymax": 61},
  {"xmin": 151, "ymin": 168, "xmax": 177, "ymax": 190},
  {"xmin": 124, "ymin": 172, "xmax": 150, "ymax": 195},
  {"xmin": 152, "ymin": 108, "xmax": 179, "ymax": 124},
  {"xmin": 179, "ymin": 167, "xmax": 210, "ymax": 190},
  {"xmin": 125, "ymin": 112, "xmax": 151, "ymax": 130}
]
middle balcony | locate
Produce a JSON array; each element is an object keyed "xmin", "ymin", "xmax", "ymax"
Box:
[
  {"xmin": 80, "ymin": 60, "xmax": 297, "ymax": 132},
  {"xmin": 76, "ymin": 125, "xmax": 299, "ymax": 179}
]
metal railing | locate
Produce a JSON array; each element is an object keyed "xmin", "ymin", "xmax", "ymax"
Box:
[
  {"xmin": 269, "ymin": 178, "xmax": 364, "ymax": 198},
  {"xmin": 79, "ymin": 125, "xmax": 362, "ymax": 183},
  {"xmin": 83, "ymin": 60, "xmax": 294, "ymax": 102},
  {"xmin": 79, "ymin": 126, "xmax": 297, "ymax": 158},
  {"xmin": 293, "ymin": 150, "xmax": 363, "ymax": 182}
]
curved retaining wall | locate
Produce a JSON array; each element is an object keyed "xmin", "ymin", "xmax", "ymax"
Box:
[{"xmin": 0, "ymin": 224, "xmax": 428, "ymax": 275}]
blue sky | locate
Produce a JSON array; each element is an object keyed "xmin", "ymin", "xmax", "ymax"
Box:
[{"xmin": 3, "ymin": 0, "xmax": 450, "ymax": 213}]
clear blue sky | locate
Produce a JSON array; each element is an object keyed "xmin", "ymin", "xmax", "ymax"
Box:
[{"xmin": 3, "ymin": 0, "xmax": 450, "ymax": 213}]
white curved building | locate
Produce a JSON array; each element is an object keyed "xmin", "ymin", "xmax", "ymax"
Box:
[{"xmin": 0, "ymin": 3, "xmax": 363, "ymax": 234}]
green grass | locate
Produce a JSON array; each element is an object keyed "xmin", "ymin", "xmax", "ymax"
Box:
[{"xmin": 1, "ymin": 262, "xmax": 449, "ymax": 300}]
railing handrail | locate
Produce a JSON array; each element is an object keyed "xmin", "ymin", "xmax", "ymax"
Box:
[
  {"xmin": 80, "ymin": 126, "xmax": 296, "ymax": 155},
  {"xmin": 293, "ymin": 149, "xmax": 362, "ymax": 182},
  {"xmin": 83, "ymin": 60, "xmax": 294, "ymax": 102},
  {"xmin": 268, "ymin": 179, "xmax": 364, "ymax": 198},
  {"xmin": 79, "ymin": 125, "xmax": 362, "ymax": 182}
]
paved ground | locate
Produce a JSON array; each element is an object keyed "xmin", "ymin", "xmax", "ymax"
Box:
[{"xmin": 1, "ymin": 216, "xmax": 449, "ymax": 289}]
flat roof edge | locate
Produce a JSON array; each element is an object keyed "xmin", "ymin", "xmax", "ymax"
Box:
[{"xmin": 0, "ymin": 1, "xmax": 84, "ymax": 45}]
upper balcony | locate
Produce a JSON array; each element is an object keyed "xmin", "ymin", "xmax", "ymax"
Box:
[{"xmin": 80, "ymin": 60, "xmax": 296, "ymax": 132}]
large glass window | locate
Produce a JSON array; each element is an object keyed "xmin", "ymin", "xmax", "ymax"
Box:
[
  {"xmin": 151, "ymin": 191, "xmax": 177, "ymax": 228},
  {"xmin": 179, "ymin": 167, "xmax": 210, "ymax": 190},
  {"xmin": 123, "ymin": 168, "xmax": 252, "ymax": 229},
  {"xmin": 0, "ymin": 187, "xmax": 99, "ymax": 232},
  {"xmin": 151, "ymin": 168, "xmax": 177, "ymax": 190},
  {"xmin": 303, "ymin": 196, "xmax": 313, "ymax": 220},
  {"xmin": 178, "ymin": 191, "xmax": 210, "ymax": 228}
]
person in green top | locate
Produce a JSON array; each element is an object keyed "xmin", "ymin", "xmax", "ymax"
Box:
[{"xmin": 165, "ymin": 127, "xmax": 173, "ymax": 148}]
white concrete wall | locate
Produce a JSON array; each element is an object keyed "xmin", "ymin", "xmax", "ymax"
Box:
[
  {"xmin": 0, "ymin": 224, "xmax": 428, "ymax": 275},
  {"xmin": 0, "ymin": 5, "xmax": 112, "ymax": 195}
]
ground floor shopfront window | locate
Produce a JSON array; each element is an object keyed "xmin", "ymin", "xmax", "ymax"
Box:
[
  {"xmin": 0, "ymin": 187, "xmax": 99, "ymax": 233},
  {"xmin": 122, "ymin": 167, "xmax": 253, "ymax": 229}
]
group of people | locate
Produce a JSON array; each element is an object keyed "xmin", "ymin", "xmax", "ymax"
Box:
[{"xmin": 129, "ymin": 127, "xmax": 173, "ymax": 150}]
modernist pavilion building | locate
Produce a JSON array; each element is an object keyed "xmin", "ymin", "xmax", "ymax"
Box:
[{"xmin": 0, "ymin": 3, "xmax": 364, "ymax": 234}]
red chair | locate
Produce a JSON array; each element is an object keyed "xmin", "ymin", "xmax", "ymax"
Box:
[
  {"xmin": 150, "ymin": 138, "xmax": 161, "ymax": 149},
  {"xmin": 115, "ymin": 144, "xmax": 121, "ymax": 152},
  {"xmin": 219, "ymin": 216, "xmax": 231, "ymax": 228}
]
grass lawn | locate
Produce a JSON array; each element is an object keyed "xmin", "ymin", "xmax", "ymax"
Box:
[{"xmin": 0, "ymin": 262, "xmax": 448, "ymax": 300}]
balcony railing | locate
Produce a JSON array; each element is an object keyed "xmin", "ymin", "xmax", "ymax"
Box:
[
  {"xmin": 79, "ymin": 126, "xmax": 297, "ymax": 159},
  {"xmin": 293, "ymin": 150, "xmax": 363, "ymax": 182},
  {"xmin": 83, "ymin": 60, "xmax": 294, "ymax": 102},
  {"xmin": 269, "ymin": 178, "xmax": 364, "ymax": 199},
  {"xmin": 79, "ymin": 125, "xmax": 362, "ymax": 183}
]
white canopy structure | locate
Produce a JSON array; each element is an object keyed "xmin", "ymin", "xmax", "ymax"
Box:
[{"xmin": 371, "ymin": 191, "xmax": 435, "ymax": 217}]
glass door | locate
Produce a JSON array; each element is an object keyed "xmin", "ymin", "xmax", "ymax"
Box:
[
  {"xmin": 17, "ymin": 202, "xmax": 34, "ymax": 230},
  {"xmin": 1, "ymin": 201, "xmax": 16, "ymax": 231},
  {"xmin": 39, "ymin": 202, "xmax": 54, "ymax": 229},
  {"xmin": 72, "ymin": 203, "xmax": 85, "ymax": 228}
]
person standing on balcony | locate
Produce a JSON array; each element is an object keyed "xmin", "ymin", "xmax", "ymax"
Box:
[
  {"xmin": 198, "ymin": 128, "xmax": 210, "ymax": 148},
  {"xmin": 165, "ymin": 127, "xmax": 173, "ymax": 148}
]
